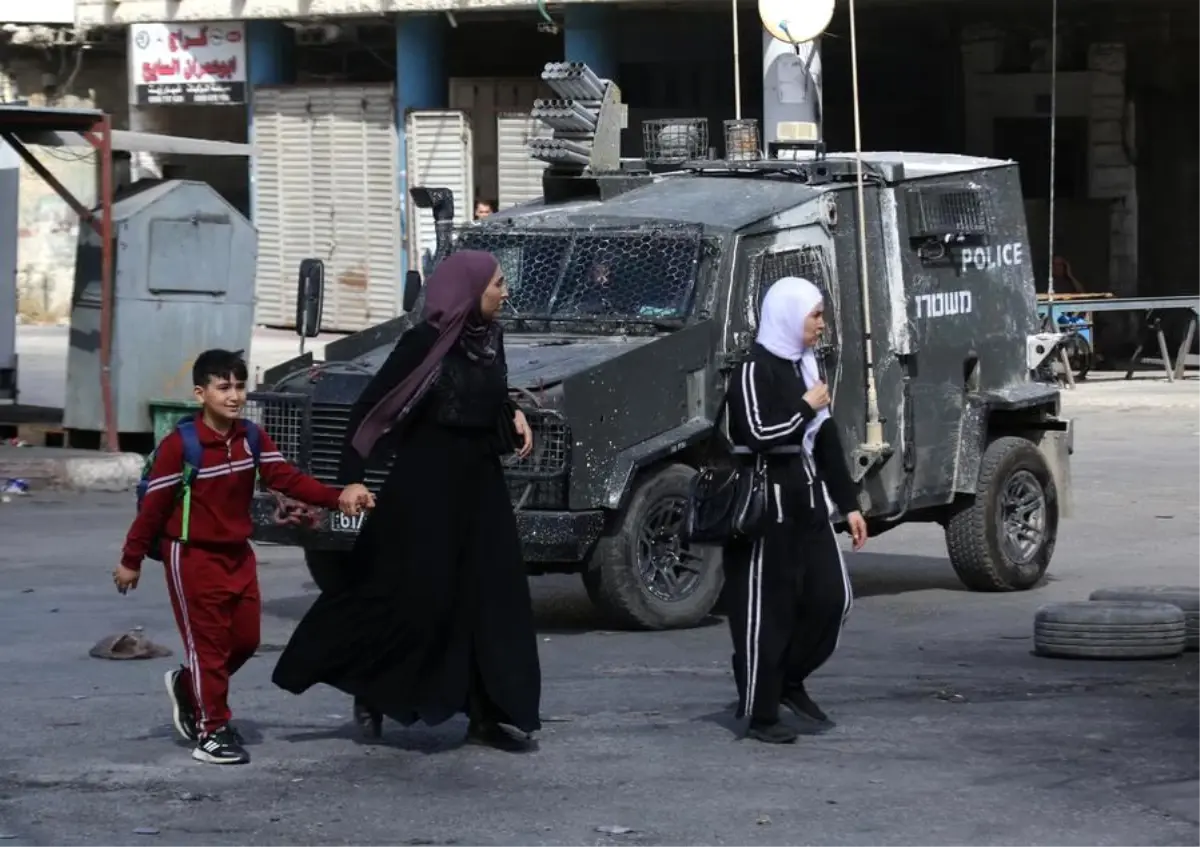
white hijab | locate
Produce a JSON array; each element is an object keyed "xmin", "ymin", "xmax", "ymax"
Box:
[{"xmin": 756, "ymin": 276, "xmax": 830, "ymax": 458}]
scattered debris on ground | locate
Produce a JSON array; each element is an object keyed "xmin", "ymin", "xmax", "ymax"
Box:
[{"xmin": 88, "ymin": 627, "xmax": 173, "ymax": 660}]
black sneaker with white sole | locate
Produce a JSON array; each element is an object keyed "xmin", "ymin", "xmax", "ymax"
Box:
[
  {"xmin": 192, "ymin": 727, "xmax": 250, "ymax": 765},
  {"xmin": 164, "ymin": 667, "xmax": 198, "ymax": 742}
]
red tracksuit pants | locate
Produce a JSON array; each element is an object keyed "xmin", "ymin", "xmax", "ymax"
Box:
[{"xmin": 161, "ymin": 539, "xmax": 260, "ymax": 736}]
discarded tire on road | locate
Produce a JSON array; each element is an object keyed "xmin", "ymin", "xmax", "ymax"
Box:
[
  {"xmin": 1088, "ymin": 586, "xmax": 1200, "ymax": 651},
  {"xmin": 1033, "ymin": 601, "xmax": 1187, "ymax": 660}
]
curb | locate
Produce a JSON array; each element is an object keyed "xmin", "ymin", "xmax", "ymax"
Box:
[{"xmin": 0, "ymin": 452, "xmax": 145, "ymax": 492}]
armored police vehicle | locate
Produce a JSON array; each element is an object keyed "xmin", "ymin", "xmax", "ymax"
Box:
[{"xmin": 249, "ymin": 65, "xmax": 1072, "ymax": 630}]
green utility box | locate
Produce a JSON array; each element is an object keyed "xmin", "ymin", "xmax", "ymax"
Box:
[{"xmin": 149, "ymin": 400, "xmax": 200, "ymax": 444}]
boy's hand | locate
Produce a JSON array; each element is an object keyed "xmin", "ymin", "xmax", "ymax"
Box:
[
  {"xmin": 113, "ymin": 564, "xmax": 140, "ymax": 594},
  {"xmin": 338, "ymin": 484, "xmax": 374, "ymax": 516}
]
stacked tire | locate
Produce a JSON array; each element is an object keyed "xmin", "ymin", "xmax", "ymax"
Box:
[
  {"xmin": 1088, "ymin": 586, "xmax": 1199, "ymax": 652},
  {"xmin": 1033, "ymin": 585, "xmax": 1200, "ymax": 660}
]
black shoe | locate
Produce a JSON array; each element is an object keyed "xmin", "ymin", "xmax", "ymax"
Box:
[
  {"xmin": 746, "ymin": 720, "xmax": 799, "ymax": 744},
  {"xmin": 781, "ymin": 684, "xmax": 832, "ymax": 725},
  {"xmin": 192, "ymin": 727, "xmax": 250, "ymax": 765},
  {"xmin": 467, "ymin": 720, "xmax": 534, "ymax": 753},
  {"xmin": 164, "ymin": 667, "xmax": 198, "ymax": 742},
  {"xmin": 354, "ymin": 697, "xmax": 383, "ymax": 740}
]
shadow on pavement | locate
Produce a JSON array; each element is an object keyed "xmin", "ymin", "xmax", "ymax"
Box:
[
  {"xmin": 266, "ymin": 573, "xmax": 724, "ymax": 636},
  {"xmin": 279, "ymin": 720, "xmax": 471, "ymax": 755},
  {"xmin": 846, "ymin": 551, "xmax": 971, "ymax": 598},
  {"xmin": 266, "ymin": 553, "xmax": 972, "ymax": 638}
]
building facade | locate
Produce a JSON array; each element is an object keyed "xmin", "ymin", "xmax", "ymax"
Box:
[{"xmin": 2, "ymin": 0, "xmax": 1195, "ymax": 338}]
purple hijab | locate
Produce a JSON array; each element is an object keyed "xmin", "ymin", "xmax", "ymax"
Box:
[{"xmin": 350, "ymin": 250, "xmax": 499, "ymax": 458}]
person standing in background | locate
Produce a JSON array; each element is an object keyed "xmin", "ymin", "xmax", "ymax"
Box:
[{"xmin": 474, "ymin": 198, "xmax": 497, "ymax": 221}]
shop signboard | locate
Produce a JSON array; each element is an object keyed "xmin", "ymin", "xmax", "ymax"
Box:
[{"xmin": 128, "ymin": 22, "xmax": 247, "ymax": 106}]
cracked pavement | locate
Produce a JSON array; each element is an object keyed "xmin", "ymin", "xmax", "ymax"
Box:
[{"xmin": 0, "ymin": 400, "xmax": 1196, "ymax": 846}]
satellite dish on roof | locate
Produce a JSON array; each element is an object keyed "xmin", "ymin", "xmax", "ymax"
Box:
[{"xmin": 758, "ymin": 0, "xmax": 834, "ymax": 43}]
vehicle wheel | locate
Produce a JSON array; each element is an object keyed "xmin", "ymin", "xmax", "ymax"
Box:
[
  {"xmin": 582, "ymin": 463, "xmax": 724, "ymax": 630},
  {"xmin": 1064, "ymin": 333, "xmax": 1093, "ymax": 381},
  {"xmin": 304, "ymin": 549, "xmax": 353, "ymax": 595},
  {"xmin": 1089, "ymin": 586, "xmax": 1200, "ymax": 651},
  {"xmin": 1034, "ymin": 601, "xmax": 1187, "ymax": 659},
  {"xmin": 945, "ymin": 436, "xmax": 1058, "ymax": 592}
]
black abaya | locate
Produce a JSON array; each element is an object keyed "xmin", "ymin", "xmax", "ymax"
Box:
[{"xmin": 272, "ymin": 322, "xmax": 542, "ymax": 734}]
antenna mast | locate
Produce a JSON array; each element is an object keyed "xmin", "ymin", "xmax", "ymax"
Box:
[{"xmin": 846, "ymin": 0, "xmax": 886, "ymax": 451}]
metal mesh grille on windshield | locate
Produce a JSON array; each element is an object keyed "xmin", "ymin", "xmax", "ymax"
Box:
[{"xmin": 453, "ymin": 225, "xmax": 704, "ymax": 321}]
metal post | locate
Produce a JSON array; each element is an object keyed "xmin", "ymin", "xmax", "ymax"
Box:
[
  {"xmin": 92, "ymin": 117, "xmax": 119, "ymax": 452},
  {"xmin": 1045, "ymin": 0, "xmax": 1059, "ymax": 301},
  {"xmin": 1173, "ymin": 317, "xmax": 1196, "ymax": 381},
  {"xmin": 732, "ymin": 0, "xmax": 742, "ymax": 119}
]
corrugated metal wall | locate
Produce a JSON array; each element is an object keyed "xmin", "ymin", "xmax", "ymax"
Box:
[
  {"xmin": 405, "ymin": 110, "xmax": 474, "ymax": 270},
  {"xmin": 496, "ymin": 113, "xmax": 551, "ymax": 210},
  {"xmin": 252, "ymin": 84, "xmax": 399, "ymax": 332}
]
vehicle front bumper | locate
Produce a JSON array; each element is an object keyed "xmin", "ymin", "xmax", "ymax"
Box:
[{"xmin": 251, "ymin": 494, "xmax": 606, "ymax": 565}]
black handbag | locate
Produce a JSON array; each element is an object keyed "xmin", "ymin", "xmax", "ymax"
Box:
[{"xmin": 684, "ymin": 393, "xmax": 770, "ymax": 544}]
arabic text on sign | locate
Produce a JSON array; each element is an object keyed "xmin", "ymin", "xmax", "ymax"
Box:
[{"xmin": 141, "ymin": 57, "xmax": 239, "ymax": 84}]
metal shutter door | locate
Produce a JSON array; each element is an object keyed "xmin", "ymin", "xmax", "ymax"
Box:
[
  {"xmin": 405, "ymin": 110, "xmax": 473, "ymax": 270},
  {"xmin": 252, "ymin": 86, "xmax": 329, "ymax": 328},
  {"xmin": 496, "ymin": 113, "xmax": 550, "ymax": 210},
  {"xmin": 252, "ymin": 85, "xmax": 397, "ymax": 332},
  {"xmin": 327, "ymin": 85, "xmax": 400, "ymax": 330}
]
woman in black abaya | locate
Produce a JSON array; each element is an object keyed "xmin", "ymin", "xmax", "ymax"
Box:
[{"xmin": 272, "ymin": 250, "xmax": 542, "ymax": 751}]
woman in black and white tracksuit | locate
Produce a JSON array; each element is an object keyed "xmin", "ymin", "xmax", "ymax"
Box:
[{"xmin": 725, "ymin": 276, "xmax": 869, "ymax": 744}]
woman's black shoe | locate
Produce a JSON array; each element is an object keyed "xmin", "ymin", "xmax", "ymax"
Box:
[
  {"xmin": 746, "ymin": 720, "xmax": 798, "ymax": 744},
  {"xmin": 781, "ymin": 684, "xmax": 831, "ymax": 725},
  {"xmin": 353, "ymin": 698, "xmax": 383, "ymax": 739},
  {"xmin": 467, "ymin": 720, "xmax": 534, "ymax": 753}
]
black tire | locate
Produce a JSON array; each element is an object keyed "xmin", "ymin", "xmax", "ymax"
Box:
[
  {"xmin": 582, "ymin": 463, "xmax": 724, "ymax": 630},
  {"xmin": 303, "ymin": 548, "xmax": 353, "ymax": 595},
  {"xmin": 1063, "ymin": 333, "xmax": 1093, "ymax": 381},
  {"xmin": 1089, "ymin": 586, "xmax": 1200, "ymax": 651},
  {"xmin": 1033, "ymin": 601, "xmax": 1186, "ymax": 659},
  {"xmin": 945, "ymin": 436, "xmax": 1059, "ymax": 592}
]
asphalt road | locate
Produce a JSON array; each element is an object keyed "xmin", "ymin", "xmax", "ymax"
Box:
[{"xmin": 0, "ymin": 399, "xmax": 1197, "ymax": 845}]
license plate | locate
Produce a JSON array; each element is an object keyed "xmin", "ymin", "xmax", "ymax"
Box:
[{"xmin": 330, "ymin": 511, "xmax": 366, "ymax": 533}]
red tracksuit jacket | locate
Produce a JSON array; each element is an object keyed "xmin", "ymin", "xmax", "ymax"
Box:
[{"xmin": 121, "ymin": 416, "xmax": 342, "ymax": 571}]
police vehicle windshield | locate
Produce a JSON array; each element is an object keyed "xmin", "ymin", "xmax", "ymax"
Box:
[{"xmin": 452, "ymin": 228, "xmax": 701, "ymax": 323}]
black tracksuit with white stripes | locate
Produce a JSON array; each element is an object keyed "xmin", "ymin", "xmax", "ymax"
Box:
[{"xmin": 724, "ymin": 344, "xmax": 860, "ymax": 725}]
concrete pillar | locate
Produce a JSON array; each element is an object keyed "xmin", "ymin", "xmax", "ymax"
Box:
[
  {"xmin": 247, "ymin": 21, "xmax": 296, "ymax": 224},
  {"xmin": 763, "ymin": 33, "xmax": 822, "ymax": 154},
  {"xmin": 563, "ymin": 5, "xmax": 618, "ymax": 83},
  {"xmin": 247, "ymin": 21, "xmax": 296, "ymax": 88},
  {"xmin": 395, "ymin": 13, "xmax": 448, "ymax": 275}
]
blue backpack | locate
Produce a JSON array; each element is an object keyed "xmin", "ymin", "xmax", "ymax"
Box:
[{"xmin": 135, "ymin": 417, "xmax": 263, "ymax": 562}]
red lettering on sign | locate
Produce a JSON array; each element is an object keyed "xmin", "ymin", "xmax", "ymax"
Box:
[{"xmin": 183, "ymin": 57, "xmax": 238, "ymax": 81}]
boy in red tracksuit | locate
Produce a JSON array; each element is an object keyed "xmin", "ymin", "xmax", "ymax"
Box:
[{"xmin": 114, "ymin": 349, "xmax": 372, "ymax": 766}]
